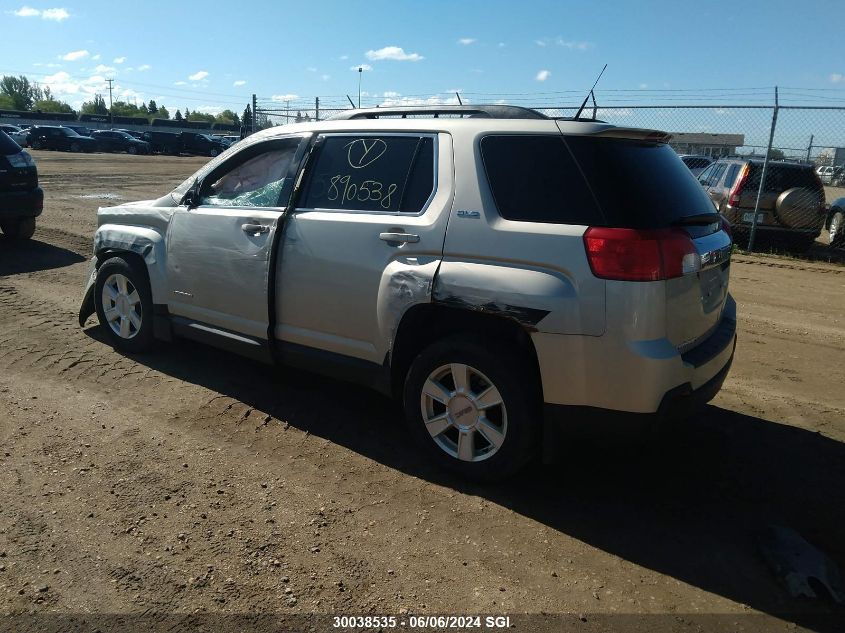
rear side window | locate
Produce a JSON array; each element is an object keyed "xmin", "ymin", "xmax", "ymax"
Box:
[
  {"xmin": 480, "ymin": 135, "xmax": 602, "ymax": 225},
  {"xmin": 746, "ymin": 163, "xmax": 821, "ymax": 192},
  {"xmin": 723, "ymin": 164, "xmax": 740, "ymax": 189},
  {"xmin": 300, "ymin": 135, "xmax": 435, "ymax": 213},
  {"xmin": 0, "ymin": 130, "xmax": 21, "ymax": 155},
  {"xmin": 564, "ymin": 136, "xmax": 718, "ymax": 228}
]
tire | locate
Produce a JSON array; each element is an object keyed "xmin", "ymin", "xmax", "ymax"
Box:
[
  {"xmin": 403, "ymin": 335, "xmax": 540, "ymax": 481},
  {"xmin": 70, "ymin": 142, "xmax": 81, "ymax": 153},
  {"xmin": 0, "ymin": 216, "xmax": 36, "ymax": 240},
  {"xmin": 94, "ymin": 256, "xmax": 155, "ymax": 353},
  {"xmin": 830, "ymin": 211, "xmax": 845, "ymax": 249},
  {"xmin": 784, "ymin": 233, "xmax": 817, "ymax": 253},
  {"xmin": 127, "ymin": 145, "xmax": 137, "ymax": 155},
  {"xmin": 209, "ymin": 148, "xmax": 220, "ymax": 157}
]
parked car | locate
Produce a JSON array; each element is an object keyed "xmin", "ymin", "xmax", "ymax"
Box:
[
  {"xmin": 27, "ymin": 126, "xmax": 98, "ymax": 153},
  {"xmin": 77, "ymin": 104, "xmax": 736, "ymax": 480},
  {"xmin": 141, "ymin": 130, "xmax": 181, "ymax": 155},
  {"xmin": 67, "ymin": 125, "xmax": 94, "ymax": 137},
  {"xmin": 679, "ymin": 154, "xmax": 713, "ymax": 177},
  {"xmin": 0, "ymin": 130, "xmax": 43, "ymax": 239},
  {"xmin": 115, "ymin": 129, "xmax": 145, "ymax": 140},
  {"xmin": 180, "ymin": 132, "xmax": 226, "ymax": 157},
  {"xmin": 698, "ymin": 157, "xmax": 826, "ymax": 251},
  {"xmin": 90, "ymin": 130, "xmax": 151, "ymax": 155},
  {"xmin": 0, "ymin": 124, "xmax": 29, "ymax": 147},
  {"xmin": 826, "ymin": 196, "xmax": 845, "ymax": 249}
]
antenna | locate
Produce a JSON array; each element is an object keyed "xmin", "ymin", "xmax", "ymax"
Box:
[
  {"xmin": 346, "ymin": 94, "xmax": 356, "ymax": 108},
  {"xmin": 455, "ymin": 92, "xmax": 463, "ymax": 106},
  {"xmin": 574, "ymin": 63, "xmax": 607, "ymax": 120}
]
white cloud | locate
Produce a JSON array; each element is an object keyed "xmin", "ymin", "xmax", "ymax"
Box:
[
  {"xmin": 195, "ymin": 105, "xmax": 225, "ymax": 116},
  {"xmin": 457, "ymin": 38, "xmax": 476, "ymax": 45},
  {"xmin": 93, "ymin": 64, "xmax": 116, "ymax": 74},
  {"xmin": 233, "ymin": 80, "xmax": 246, "ymax": 87},
  {"xmin": 351, "ymin": 64, "xmax": 373, "ymax": 72},
  {"xmin": 271, "ymin": 94, "xmax": 299, "ymax": 102},
  {"xmin": 830, "ymin": 73, "xmax": 844, "ymax": 83},
  {"xmin": 91, "ymin": 53, "xmax": 100, "ymax": 60},
  {"xmin": 365, "ymin": 46, "xmax": 423, "ymax": 62},
  {"xmin": 383, "ymin": 91, "xmax": 400, "ymax": 98},
  {"xmin": 535, "ymin": 37, "xmax": 592, "ymax": 50},
  {"xmin": 33, "ymin": 62, "xmax": 61, "ymax": 68},
  {"xmin": 339, "ymin": 54, "xmax": 349, "ymax": 60},
  {"xmin": 536, "ymin": 69, "xmax": 551, "ymax": 82},
  {"xmin": 41, "ymin": 7, "xmax": 69, "ymax": 21},
  {"xmin": 61, "ymin": 49, "xmax": 89, "ymax": 61},
  {"xmin": 188, "ymin": 70, "xmax": 209, "ymax": 81},
  {"xmin": 11, "ymin": 6, "xmax": 69, "ymax": 20},
  {"xmin": 137, "ymin": 64, "xmax": 151, "ymax": 71},
  {"xmin": 380, "ymin": 93, "xmax": 464, "ymax": 107},
  {"xmin": 113, "ymin": 56, "xmax": 126, "ymax": 64},
  {"xmin": 174, "ymin": 81, "xmax": 187, "ymax": 86}
]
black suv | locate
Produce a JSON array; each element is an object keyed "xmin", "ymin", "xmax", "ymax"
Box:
[
  {"xmin": 0, "ymin": 131, "xmax": 42, "ymax": 239},
  {"xmin": 141, "ymin": 131, "xmax": 226, "ymax": 157},
  {"xmin": 90, "ymin": 130, "xmax": 151, "ymax": 155},
  {"xmin": 697, "ymin": 158, "xmax": 825, "ymax": 250},
  {"xmin": 27, "ymin": 126, "xmax": 98, "ymax": 153}
]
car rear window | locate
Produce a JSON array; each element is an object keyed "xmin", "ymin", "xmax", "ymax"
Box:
[
  {"xmin": 564, "ymin": 136, "xmax": 718, "ymax": 228},
  {"xmin": 0, "ymin": 131, "xmax": 21, "ymax": 155},
  {"xmin": 745, "ymin": 163, "xmax": 821, "ymax": 192}
]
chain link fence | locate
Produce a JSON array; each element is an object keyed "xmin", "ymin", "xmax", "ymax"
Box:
[{"xmin": 254, "ymin": 95, "xmax": 845, "ymax": 254}]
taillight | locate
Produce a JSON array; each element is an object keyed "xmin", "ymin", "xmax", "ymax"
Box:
[
  {"xmin": 728, "ymin": 163, "xmax": 749, "ymax": 207},
  {"xmin": 583, "ymin": 227, "xmax": 700, "ymax": 282}
]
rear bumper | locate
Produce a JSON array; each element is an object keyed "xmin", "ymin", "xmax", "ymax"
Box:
[{"xmin": 0, "ymin": 187, "xmax": 43, "ymax": 219}]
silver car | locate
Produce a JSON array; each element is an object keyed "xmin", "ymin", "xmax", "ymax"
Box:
[{"xmin": 78, "ymin": 105, "xmax": 736, "ymax": 480}]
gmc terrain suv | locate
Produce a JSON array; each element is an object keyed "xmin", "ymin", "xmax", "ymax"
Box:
[
  {"xmin": 78, "ymin": 105, "xmax": 736, "ymax": 480},
  {"xmin": 698, "ymin": 158, "xmax": 825, "ymax": 251}
]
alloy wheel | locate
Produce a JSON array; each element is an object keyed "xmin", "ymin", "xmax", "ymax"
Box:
[
  {"xmin": 420, "ymin": 363, "xmax": 508, "ymax": 462},
  {"xmin": 101, "ymin": 273, "xmax": 143, "ymax": 339}
]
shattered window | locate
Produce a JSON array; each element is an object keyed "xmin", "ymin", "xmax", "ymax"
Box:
[{"xmin": 200, "ymin": 145, "xmax": 298, "ymax": 208}]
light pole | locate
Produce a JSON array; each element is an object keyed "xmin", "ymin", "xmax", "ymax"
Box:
[{"xmin": 358, "ymin": 67, "xmax": 362, "ymax": 108}]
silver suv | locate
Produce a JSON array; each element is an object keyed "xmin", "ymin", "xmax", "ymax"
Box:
[{"xmin": 78, "ymin": 105, "xmax": 736, "ymax": 480}]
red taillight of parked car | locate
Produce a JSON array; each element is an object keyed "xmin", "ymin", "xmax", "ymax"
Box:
[
  {"xmin": 583, "ymin": 226, "xmax": 699, "ymax": 281},
  {"xmin": 728, "ymin": 163, "xmax": 750, "ymax": 207}
]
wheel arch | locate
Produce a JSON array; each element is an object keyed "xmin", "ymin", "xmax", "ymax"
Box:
[
  {"xmin": 389, "ymin": 303, "xmax": 543, "ymax": 403},
  {"xmin": 93, "ymin": 224, "xmax": 168, "ymax": 304}
]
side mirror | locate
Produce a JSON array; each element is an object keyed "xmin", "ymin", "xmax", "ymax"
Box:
[{"xmin": 182, "ymin": 179, "xmax": 200, "ymax": 208}]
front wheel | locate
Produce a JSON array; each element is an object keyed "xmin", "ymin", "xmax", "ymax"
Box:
[
  {"xmin": 0, "ymin": 216, "xmax": 36, "ymax": 239},
  {"xmin": 403, "ymin": 336, "xmax": 539, "ymax": 481},
  {"xmin": 127, "ymin": 145, "xmax": 138, "ymax": 155},
  {"xmin": 94, "ymin": 256, "xmax": 155, "ymax": 353},
  {"xmin": 830, "ymin": 211, "xmax": 845, "ymax": 249},
  {"xmin": 209, "ymin": 148, "xmax": 220, "ymax": 157}
]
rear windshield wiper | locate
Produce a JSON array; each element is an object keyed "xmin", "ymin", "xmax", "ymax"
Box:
[{"xmin": 671, "ymin": 213, "xmax": 720, "ymax": 226}]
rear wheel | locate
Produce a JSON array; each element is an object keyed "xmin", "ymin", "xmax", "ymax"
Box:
[
  {"xmin": 127, "ymin": 145, "xmax": 138, "ymax": 155},
  {"xmin": 0, "ymin": 216, "xmax": 36, "ymax": 240},
  {"xmin": 403, "ymin": 335, "xmax": 539, "ymax": 481},
  {"xmin": 829, "ymin": 211, "xmax": 845, "ymax": 249},
  {"xmin": 94, "ymin": 256, "xmax": 155, "ymax": 353},
  {"xmin": 209, "ymin": 147, "xmax": 220, "ymax": 157}
]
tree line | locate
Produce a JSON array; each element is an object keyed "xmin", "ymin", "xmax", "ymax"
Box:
[{"xmin": 0, "ymin": 74, "xmax": 246, "ymax": 127}]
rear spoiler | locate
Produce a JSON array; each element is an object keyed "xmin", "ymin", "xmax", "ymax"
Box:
[{"xmin": 557, "ymin": 122, "xmax": 672, "ymax": 144}]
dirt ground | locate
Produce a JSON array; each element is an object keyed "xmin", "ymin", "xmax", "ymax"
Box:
[{"xmin": 1, "ymin": 151, "xmax": 844, "ymax": 632}]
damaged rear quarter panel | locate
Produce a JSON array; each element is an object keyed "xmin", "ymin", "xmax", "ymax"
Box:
[{"xmin": 432, "ymin": 260, "xmax": 601, "ymax": 335}]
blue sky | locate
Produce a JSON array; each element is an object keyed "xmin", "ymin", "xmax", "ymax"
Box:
[{"xmin": 2, "ymin": 0, "xmax": 845, "ymax": 115}]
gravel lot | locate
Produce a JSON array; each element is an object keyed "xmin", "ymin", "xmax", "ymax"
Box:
[{"xmin": 1, "ymin": 151, "xmax": 844, "ymax": 632}]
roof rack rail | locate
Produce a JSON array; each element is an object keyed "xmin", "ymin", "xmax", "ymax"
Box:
[{"xmin": 328, "ymin": 104, "xmax": 549, "ymax": 121}]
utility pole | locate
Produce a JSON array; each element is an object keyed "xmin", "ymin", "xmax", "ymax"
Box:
[
  {"xmin": 749, "ymin": 86, "xmax": 779, "ymax": 252},
  {"xmin": 251, "ymin": 93, "xmax": 257, "ymax": 135},
  {"xmin": 358, "ymin": 67, "xmax": 363, "ymax": 108},
  {"xmin": 806, "ymin": 134, "xmax": 814, "ymax": 163},
  {"xmin": 106, "ymin": 78, "xmax": 114, "ymax": 123}
]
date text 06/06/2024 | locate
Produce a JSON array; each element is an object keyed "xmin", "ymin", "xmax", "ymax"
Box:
[{"xmin": 332, "ymin": 615, "xmax": 512, "ymax": 629}]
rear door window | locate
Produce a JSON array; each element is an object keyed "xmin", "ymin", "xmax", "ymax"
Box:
[
  {"xmin": 723, "ymin": 164, "xmax": 740, "ymax": 189},
  {"xmin": 300, "ymin": 134, "xmax": 435, "ymax": 213},
  {"xmin": 564, "ymin": 136, "xmax": 718, "ymax": 228},
  {"xmin": 480, "ymin": 135, "xmax": 603, "ymax": 225}
]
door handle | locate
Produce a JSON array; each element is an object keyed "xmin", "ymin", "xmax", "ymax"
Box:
[
  {"xmin": 242, "ymin": 223, "xmax": 270, "ymax": 234},
  {"xmin": 379, "ymin": 232, "xmax": 420, "ymax": 244}
]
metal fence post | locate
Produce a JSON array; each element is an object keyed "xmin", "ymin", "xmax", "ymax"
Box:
[
  {"xmin": 315, "ymin": 96, "xmax": 320, "ymax": 121},
  {"xmin": 748, "ymin": 86, "xmax": 779, "ymax": 252}
]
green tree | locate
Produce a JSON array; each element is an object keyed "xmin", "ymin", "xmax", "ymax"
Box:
[
  {"xmin": 156, "ymin": 105, "xmax": 170, "ymax": 120},
  {"xmin": 184, "ymin": 107, "xmax": 191, "ymax": 119},
  {"xmin": 0, "ymin": 75, "xmax": 36, "ymax": 110},
  {"xmin": 214, "ymin": 109, "xmax": 240, "ymax": 126},
  {"xmin": 33, "ymin": 99, "xmax": 74, "ymax": 114},
  {"xmin": 174, "ymin": 109, "xmax": 183, "ymax": 122},
  {"xmin": 81, "ymin": 94, "xmax": 109, "ymax": 115},
  {"xmin": 0, "ymin": 94, "xmax": 16, "ymax": 110},
  {"xmin": 242, "ymin": 104, "xmax": 252, "ymax": 129},
  {"xmin": 147, "ymin": 99, "xmax": 157, "ymax": 115},
  {"xmin": 187, "ymin": 111, "xmax": 215, "ymax": 124}
]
